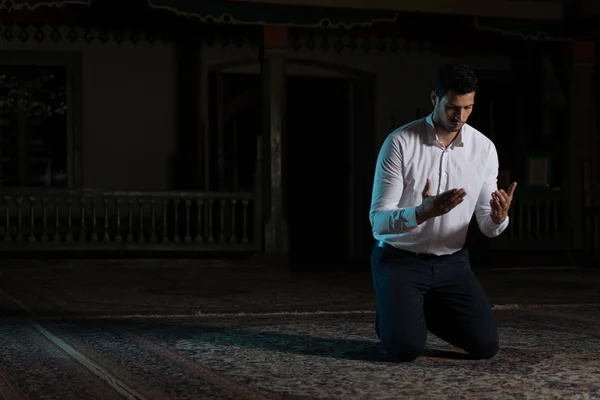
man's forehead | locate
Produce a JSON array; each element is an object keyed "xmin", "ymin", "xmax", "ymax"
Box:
[{"xmin": 443, "ymin": 92, "xmax": 475, "ymax": 106}]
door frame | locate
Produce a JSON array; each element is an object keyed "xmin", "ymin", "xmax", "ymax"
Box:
[
  {"xmin": 207, "ymin": 59, "xmax": 264, "ymax": 251},
  {"xmin": 286, "ymin": 59, "xmax": 375, "ymax": 260},
  {"xmin": 206, "ymin": 57, "xmax": 376, "ymax": 259}
]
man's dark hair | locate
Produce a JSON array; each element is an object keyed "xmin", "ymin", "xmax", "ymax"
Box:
[{"xmin": 435, "ymin": 64, "xmax": 478, "ymax": 98}]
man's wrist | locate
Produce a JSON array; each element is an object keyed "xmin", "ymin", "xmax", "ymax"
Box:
[
  {"xmin": 491, "ymin": 214, "xmax": 507, "ymax": 225},
  {"xmin": 415, "ymin": 205, "xmax": 426, "ymax": 225}
]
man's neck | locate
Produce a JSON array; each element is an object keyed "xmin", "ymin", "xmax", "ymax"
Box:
[{"xmin": 433, "ymin": 125, "xmax": 459, "ymax": 148}]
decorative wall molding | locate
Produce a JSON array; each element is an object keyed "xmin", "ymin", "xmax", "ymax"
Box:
[
  {"xmin": 0, "ymin": 23, "xmax": 433, "ymax": 53},
  {"xmin": 0, "ymin": 23, "xmax": 170, "ymax": 45},
  {"xmin": 0, "ymin": 0, "xmax": 91, "ymax": 12},
  {"xmin": 289, "ymin": 34, "xmax": 434, "ymax": 54},
  {"xmin": 0, "ymin": 23, "xmax": 263, "ymax": 47}
]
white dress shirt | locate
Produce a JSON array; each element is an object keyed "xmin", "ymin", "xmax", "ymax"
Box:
[{"xmin": 369, "ymin": 114, "xmax": 509, "ymax": 256}]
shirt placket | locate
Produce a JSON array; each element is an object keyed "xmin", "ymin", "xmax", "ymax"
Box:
[{"xmin": 427, "ymin": 146, "xmax": 450, "ymax": 253}]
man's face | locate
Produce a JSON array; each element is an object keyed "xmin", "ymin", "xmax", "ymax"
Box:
[{"xmin": 431, "ymin": 90, "xmax": 475, "ymax": 133}]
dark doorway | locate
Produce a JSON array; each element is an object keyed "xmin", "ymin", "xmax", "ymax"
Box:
[
  {"xmin": 207, "ymin": 72, "xmax": 261, "ymax": 192},
  {"xmin": 285, "ymin": 76, "xmax": 352, "ymax": 268}
]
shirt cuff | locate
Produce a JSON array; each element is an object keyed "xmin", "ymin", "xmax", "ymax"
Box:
[
  {"xmin": 396, "ymin": 206, "xmax": 419, "ymax": 231},
  {"xmin": 488, "ymin": 215, "xmax": 509, "ymax": 237}
]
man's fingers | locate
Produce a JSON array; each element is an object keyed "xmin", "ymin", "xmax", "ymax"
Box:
[
  {"xmin": 442, "ymin": 197, "xmax": 464, "ymax": 213},
  {"xmin": 446, "ymin": 189, "xmax": 466, "ymax": 203},
  {"xmin": 450, "ymin": 196, "xmax": 465, "ymax": 208},
  {"xmin": 499, "ymin": 189, "xmax": 511, "ymax": 202},
  {"xmin": 437, "ymin": 189, "xmax": 465, "ymax": 205},
  {"xmin": 439, "ymin": 189, "xmax": 466, "ymax": 213},
  {"xmin": 490, "ymin": 197, "xmax": 501, "ymax": 211},
  {"xmin": 440, "ymin": 188, "xmax": 465, "ymax": 198},
  {"xmin": 507, "ymin": 182, "xmax": 518, "ymax": 198},
  {"xmin": 494, "ymin": 191, "xmax": 508, "ymax": 209}
]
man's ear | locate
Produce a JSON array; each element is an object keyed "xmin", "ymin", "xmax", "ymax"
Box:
[{"xmin": 431, "ymin": 90, "xmax": 437, "ymax": 107}]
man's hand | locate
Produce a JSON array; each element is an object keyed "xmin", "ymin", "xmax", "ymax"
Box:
[
  {"xmin": 490, "ymin": 182, "xmax": 517, "ymax": 224},
  {"xmin": 415, "ymin": 179, "xmax": 466, "ymax": 224}
]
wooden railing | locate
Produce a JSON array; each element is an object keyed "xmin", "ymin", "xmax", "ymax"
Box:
[
  {"xmin": 492, "ymin": 188, "xmax": 568, "ymax": 249},
  {"xmin": 0, "ymin": 189, "xmax": 260, "ymax": 251},
  {"xmin": 490, "ymin": 188, "xmax": 600, "ymax": 266}
]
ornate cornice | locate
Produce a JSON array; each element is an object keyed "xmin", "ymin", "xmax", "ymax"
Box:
[
  {"xmin": 0, "ymin": 23, "xmax": 171, "ymax": 44},
  {"xmin": 0, "ymin": 23, "xmax": 433, "ymax": 54},
  {"xmin": 0, "ymin": 0, "xmax": 91, "ymax": 12},
  {"xmin": 289, "ymin": 34, "xmax": 433, "ymax": 54}
]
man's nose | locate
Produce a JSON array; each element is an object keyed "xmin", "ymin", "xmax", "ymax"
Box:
[{"xmin": 455, "ymin": 110, "xmax": 468, "ymax": 122}]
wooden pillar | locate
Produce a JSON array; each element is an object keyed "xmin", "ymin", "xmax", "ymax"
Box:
[
  {"xmin": 510, "ymin": 42, "xmax": 538, "ymax": 185},
  {"xmin": 262, "ymin": 26, "xmax": 289, "ymax": 255},
  {"xmin": 566, "ymin": 42, "xmax": 595, "ymax": 249}
]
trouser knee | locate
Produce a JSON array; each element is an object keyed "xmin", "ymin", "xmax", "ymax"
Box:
[
  {"xmin": 467, "ymin": 339, "xmax": 499, "ymax": 360},
  {"xmin": 381, "ymin": 338, "xmax": 425, "ymax": 362}
]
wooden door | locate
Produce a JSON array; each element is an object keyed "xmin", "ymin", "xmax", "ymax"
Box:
[{"xmin": 285, "ymin": 76, "xmax": 352, "ymax": 267}]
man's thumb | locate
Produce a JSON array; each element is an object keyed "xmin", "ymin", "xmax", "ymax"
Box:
[{"xmin": 422, "ymin": 178, "xmax": 432, "ymax": 197}]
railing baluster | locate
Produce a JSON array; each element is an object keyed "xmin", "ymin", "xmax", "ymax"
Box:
[
  {"xmin": 185, "ymin": 199, "xmax": 192, "ymax": 243},
  {"xmin": 526, "ymin": 200, "xmax": 532, "ymax": 241},
  {"xmin": 507, "ymin": 203, "xmax": 514, "ymax": 240},
  {"xmin": 127, "ymin": 199, "xmax": 134, "ymax": 243},
  {"xmin": 91, "ymin": 198, "xmax": 98, "ymax": 242},
  {"xmin": 207, "ymin": 199, "xmax": 214, "ymax": 243},
  {"xmin": 41, "ymin": 197, "xmax": 48, "ymax": 242},
  {"xmin": 242, "ymin": 199, "xmax": 249, "ymax": 243},
  {"xmin": 534, "ymin": 200, "xmax": 540, "ymax": 240},
  {"xmin": 54, "ymin": 198, "xmax": 61, "ymax": 243},
  {"xmin": 173, "ymin": 198, "xmax": 180, "ymax": 243},
  {"xmin": 28, "ymin": 196, "xmax": 36, "ymax": 243},
  {"xmin": 553, "ymin": 200, "xmax": 559, "ymax": 236},
  {"xmin": 115, "ymin": 198, "xmax": 123, "ymax": 243},
  {"xmin": 3, "ymin": 196, "xmax": 11, "ymax": 242},
  {"xmin": 586, "ymin": 214, "xmax": 592, "ymax": 254},
  {"xmin": 162, "ymin": 199, "xmax": 169, "ymax": 244},
  {"xmin": 219, "ymin": 199, "xmax": 226, "ymax": 243},
  {"xmin": 79, "ymin": 196, "xmax": 86, "ymax": 242},
  {"xmin": 66, "ymin": 198, "xmax": 74, "ymax": 242},
  {"xmin": 103, "ymin": 198, "xmax": 110, "ymax": 242},
  {"xmin": 594, "ymin": 213, "xmax": 600, "ymax": 255},
  {"xmin": 138, "ymin": 198, "xmax": 145, "ymax": 243},
  {"xmin": 195, "ymin": 199, "xmax": 203, "ymax": 243},
  {"xmin": 150, "ymin": 199, "xmax": 157, "ymax": 243},
  {"xmin": 230, "ymin": 199, "xmax": 238, "ymax": 244},
  {"xmin": 543, "ymin": 200, "xmax": 549, "ymax": 240},
  {"xmin": 16, "ymin": 197, "xmax": 23, "ymax": 242},
  {"xmin": 590, "ymin": 212, "xmax": 600, "ymax": 255},
  {"xmin": 517, "ymin": 199, "xmax": 523, "ymax": 241}
]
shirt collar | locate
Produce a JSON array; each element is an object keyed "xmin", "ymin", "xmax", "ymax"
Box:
[{"xmin": 425, "ymin": 113, "xmax": 465, "ymax": 147}]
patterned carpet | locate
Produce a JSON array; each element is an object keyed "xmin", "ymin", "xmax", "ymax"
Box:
[
  {"xmin": 1, "ymin": 306, "xmax": 599, "ymax": 399},
  {"xmin": 3, "ymin": 263, "xmax": 600, "ymax": 316}
]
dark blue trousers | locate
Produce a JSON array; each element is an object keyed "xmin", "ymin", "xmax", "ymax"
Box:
[{"xmin": 371, "ymin": 245, "xmax": 499, "ymax": 362}]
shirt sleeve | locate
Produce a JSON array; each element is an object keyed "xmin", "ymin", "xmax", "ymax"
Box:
[
  {"xmin": 369, "ymin": 134, "xmax": 419, "ymax": 235},
  {"xmin": 475, "ymin": 143, "xmax": 509, "ymax": 238}
]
